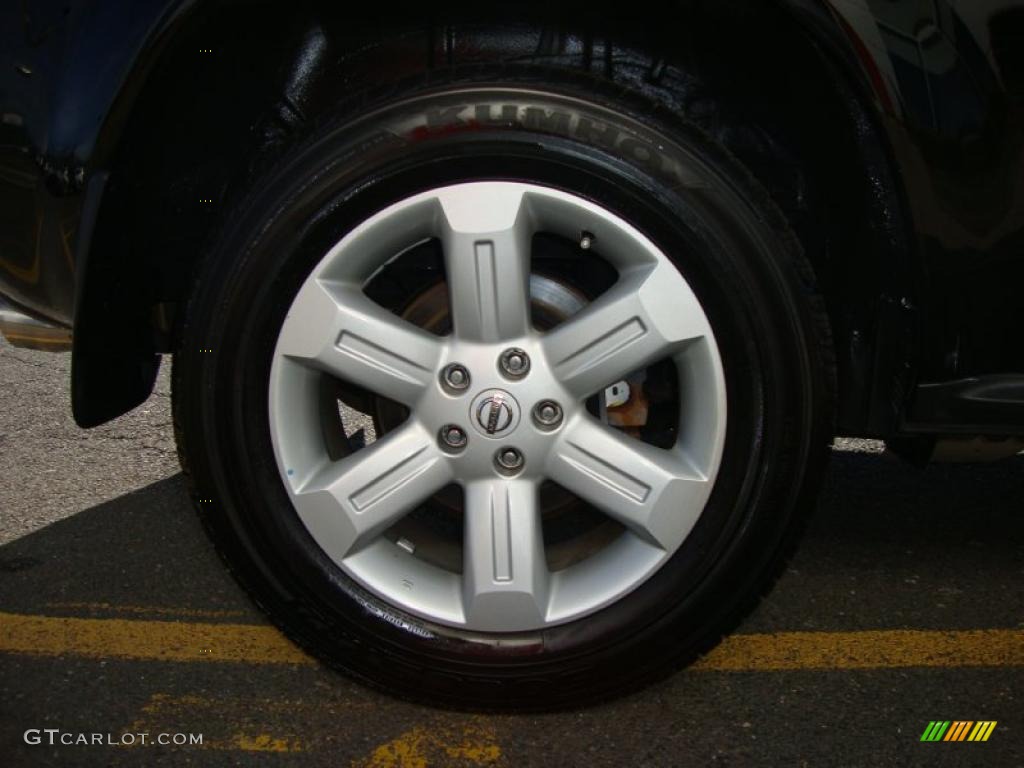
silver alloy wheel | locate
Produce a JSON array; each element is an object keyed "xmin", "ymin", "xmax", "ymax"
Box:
[{"xmin": 268, "ymin": 182, "xmax": 726, "ymax": 632}]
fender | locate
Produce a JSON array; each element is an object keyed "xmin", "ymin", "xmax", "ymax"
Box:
[
  {"xmin": 1, "ymin": 0, "xmax": 196, "ymax": 424},
  {"xmin": 0, "ymin": 0, "xmax": 196, "ymax": 323},
  {"xmin": 1, "ymin": 0, "xmax": 917, "ymax": 429},
  {"xmin": 4, "ymin": 0, "xmax": 1019, "ymax": 433},
  {"xmin": 779, "ymin": 0, "xmax": 1024, "ymax": 433},
  {"xmin": 65, "ymin": 2, "xmax": 199, "ymax": 427}
]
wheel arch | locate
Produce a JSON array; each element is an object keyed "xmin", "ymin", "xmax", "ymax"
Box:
[{"xmin": 73, "ymin": 0, "xmax": 918, "ymax": 435}]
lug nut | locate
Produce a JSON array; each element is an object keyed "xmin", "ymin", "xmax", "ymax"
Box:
[
  {"xmin": 440, "ymin": 424, "xmax": 468, "ymax": 450},
  {"xmin": 579, "ymin": 231, "xmax": 595, "ymax": 250},
  {"xmin": 499, "ymin": 348, "xmax": 530, "ymax": 378},
  {"xmin": 495, "ymin": 447, "xmax": 525, "ymax": 473},
  {"xmin": 533, "ymin": 400, "xmax": 563, "ymax": 429},
  {"xmin": 441, "ymin": 363, "xmax": 470, "ymax": 391}
]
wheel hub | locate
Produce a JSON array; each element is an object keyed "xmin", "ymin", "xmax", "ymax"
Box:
[
  {"xmin": 470, "ymin": 389, "xmax": 520, "ymax": 437},
  {"xmin": 417, "ymin": 335, "xmax": 576, "ymax": 485}
]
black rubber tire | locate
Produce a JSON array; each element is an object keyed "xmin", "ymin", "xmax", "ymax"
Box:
[{"xmin": 173, "ymin": 51, "xmax": 834, "ymax": 710}]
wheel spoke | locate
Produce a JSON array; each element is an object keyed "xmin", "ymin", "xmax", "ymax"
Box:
[
  {"xmin": 291, "ymin": 422, "xmax": 452, "ymax": 560},
  {"xmin": 438, "ymin": 184, "xmax": 533, "ymax": 342},
  {"xmin": 542, "ymin": 262, "xmax": 708, "ymax": 399},
  {"xmin": 277, "ymin": 279, "xmax": 443, "ymax": 406},
  {"xmin": 462, "ymin": 479, "xmax": 549, "ymax": 630},
  {"xmin": 547, "ymin": 416, "xmax": 711, "ymax": 550}
]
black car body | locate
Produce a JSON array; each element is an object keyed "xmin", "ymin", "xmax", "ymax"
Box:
[{"xmin": 3, "ymin": 1, "xmax": 1024, "ymax": 448}]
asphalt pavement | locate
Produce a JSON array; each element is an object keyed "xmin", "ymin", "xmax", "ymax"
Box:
[{"xmin": 0, "ymin": 336, "xmax": 1022, "ymax": 767}]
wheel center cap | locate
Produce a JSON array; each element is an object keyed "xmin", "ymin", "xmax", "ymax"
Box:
[{"xmin": 469, "ymin": 389, "xmax": 521, "ymax": 438}]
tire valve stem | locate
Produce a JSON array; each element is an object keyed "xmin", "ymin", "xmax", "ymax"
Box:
[
  {"xmin": 579, "ymin": 231, "xmax": 595, "ymax": 250},
  {"xmin": 397, "ymin": 538, "xmax": 416, "ymax": 555}
]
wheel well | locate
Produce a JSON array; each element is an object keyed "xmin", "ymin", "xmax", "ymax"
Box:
[{"xmin": 77, "ymin": 0, "xmax": 913, "ymax": 433}]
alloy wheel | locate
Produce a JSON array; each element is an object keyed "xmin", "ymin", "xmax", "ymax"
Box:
[{"xmin": 268, "ymin": 182, "xmax": 727, "ymax": 631}]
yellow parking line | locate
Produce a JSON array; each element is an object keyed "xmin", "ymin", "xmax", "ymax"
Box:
[
  {"xmin": 121, "ymin": 691, "xmax": 502, "ymax": 761},
  {"xmin": 0, "ymin": 610, "xmax": 312, "ymax": 665},
  {"xmin": 692, "ymin": 627, "xmax": 1024, "ymax": 671},
  {"xmin": 353, "ymin": 720, "xmax": 503, "ymax": 768},
  {"xmin": 0, "ymin": 610, "xmax": 1022, "ymax": 671},
  {"xmin": 44, "ymin": 601, "xmax": 250, "ymax": 619},
  {"xmin": 121, "ymin": 692, "xmax": 377, "ymax": 753}
]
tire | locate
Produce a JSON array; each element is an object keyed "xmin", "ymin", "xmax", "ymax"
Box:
[{"xmin": 173, "ymin": 43, "xmax": 834, "ymax": 709}]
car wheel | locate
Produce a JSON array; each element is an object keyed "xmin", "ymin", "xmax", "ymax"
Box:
[{"xmin": 173, "ymin": 64, "xmax": 834, "ymax": 708}]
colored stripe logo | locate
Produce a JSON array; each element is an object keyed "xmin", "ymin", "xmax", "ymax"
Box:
[{"xmin": 920, "ymin": 721, "xmax": 997, "ymax": 742}]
